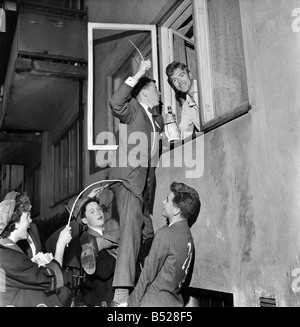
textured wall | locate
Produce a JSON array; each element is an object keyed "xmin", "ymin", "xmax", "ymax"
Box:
[{"xmin": 153, "ymin": 0, "xmax": 300, "ymax": 307}]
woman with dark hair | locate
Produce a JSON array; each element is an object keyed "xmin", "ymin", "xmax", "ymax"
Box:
[{"xmin": 0, "ymin": 191, "xmax": 72, "ymax": 307}]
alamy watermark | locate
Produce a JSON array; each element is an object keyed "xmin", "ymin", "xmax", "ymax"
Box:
[
  {"xmin": 292, "ymin": 8, "xmax": 300, "ymax": 32},
  {"xmin": 0, "ymin": 268, "xmax": 5, "ymax": 293},
  {"xmin": 94, "ymin": 126, "xmax": 204, "ymax": 179}
]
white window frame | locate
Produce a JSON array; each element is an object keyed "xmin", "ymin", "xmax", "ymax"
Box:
[
  {"xmin": 192, "ymin": 0, "xmax": 215, "ymax": 123},
  {"xmin": 160, "ymin": 0, "xmax": 194, "ymax": 116},
  {"xmin": 160, "ymin": 27, "xmax": 196, "ymax": 117},
  {"xmin": 87, "ymin": 22, "xmax": 158, "ymax": 151}
]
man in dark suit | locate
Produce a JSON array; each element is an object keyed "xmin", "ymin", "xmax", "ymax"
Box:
[
  {"xmin": 128, "ymin": 181, "xmax": 200, "ymax": 307},
  {"xmin": 108, "ymin": 59, "xmax": 164, "ymax": 307}
]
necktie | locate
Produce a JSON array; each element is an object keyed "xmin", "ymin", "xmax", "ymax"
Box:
[
  {"xmin": 147, "ymin": 107, "xmax": 156, "ymax": 154},
  {"xmin": 147, "ymin": 107, "xmax": 157, "ymax": 117}
]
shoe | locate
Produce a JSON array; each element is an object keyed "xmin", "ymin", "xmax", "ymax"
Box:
[
  {"xmin": 80, "ymin": 232, "xmax": 98, "ymax": 275},
  {"xmin": 110, "ymin": 300, "xmax": 128, "ymax": 307}
]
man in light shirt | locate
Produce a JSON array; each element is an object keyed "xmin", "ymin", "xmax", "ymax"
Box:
[{"xmin": 165, "ymin": 61, "xmax": 200, "ymax": 138}]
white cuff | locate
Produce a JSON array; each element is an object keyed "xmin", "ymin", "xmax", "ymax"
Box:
[{"xmin": 125, "ymin": 76, "xmax": 138, "ymax": 87}]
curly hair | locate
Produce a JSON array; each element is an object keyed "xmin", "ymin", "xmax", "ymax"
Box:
[{"xmin": 1, "ymin": 192, "xmax": 31, "ymax": 238}]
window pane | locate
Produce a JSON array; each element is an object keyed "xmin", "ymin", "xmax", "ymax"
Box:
[
  {"xmin": 88, "ymin": 23, "xmax": 158, "ymax": 150},
  {"xmin": 207, "ymin": 0, "xmax": 248, "ymax": 117}
]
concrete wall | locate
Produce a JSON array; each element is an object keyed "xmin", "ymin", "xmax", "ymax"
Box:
[{"xmin": 153, "ymin": 0, "xmax": 300, "ymax": 307}]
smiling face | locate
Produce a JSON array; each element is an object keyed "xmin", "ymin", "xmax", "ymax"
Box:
[
  {"xmin": 170, "ymin": 67, "xmax": 193, "ymax": 94},
  {"xmin": 81, "ymin": 201, "xmax": 105, "ymax": 229}
]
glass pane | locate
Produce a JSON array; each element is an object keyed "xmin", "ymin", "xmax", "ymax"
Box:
[
  {"xmin": 207, "ymin": 0, "xmax": 248, "ymax": 117},
  {"xmin": 93, "ymin": 28, "xmax": 154, "ymax": 145}
]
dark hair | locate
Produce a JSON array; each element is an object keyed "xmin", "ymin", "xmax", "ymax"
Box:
[
  {"xmin": 165, "ymin": 61, "xmax": 190, "ymax": 84},
  {"xmin": 80, "ymin": 197, "xmax": 100, "ymax": 220},
  {"xmin": 131, "ymin": 76, "xmax": 156, "ymax": 99},
  {"xmin": 165, "ymin": 61, "xmax": 190, "ymax": 101},
  {"xmin": 1, "ymin": 192, "xmax": 31, "ymax": 238},
  {"xmin": 170, "ymin": 182, "xmax": 200, "ymax": 221}
]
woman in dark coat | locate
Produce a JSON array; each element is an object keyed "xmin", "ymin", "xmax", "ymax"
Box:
[{"xmin": 0, "ymin": 191, "xmax": 71, "ymax": 307}]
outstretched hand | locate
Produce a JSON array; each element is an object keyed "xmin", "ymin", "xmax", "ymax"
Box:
[{"xmin": 87, "ymin": 187, "xmax": 103, "ymax": 198}]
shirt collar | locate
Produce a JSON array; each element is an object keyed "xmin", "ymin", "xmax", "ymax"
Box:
[
  {"xmin": 186, "ymin": 80, "xmax": 198, "ymax": 106},
  {"xmin": 169, "ymin": 218, "xmax": 187, "ymax": 227},
  {"xmin": 139, "ymin": 102, "xmax": 158, "ymax": 117}
]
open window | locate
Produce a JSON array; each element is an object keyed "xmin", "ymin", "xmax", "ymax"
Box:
[
  {"xmin": 194, "ymin": 0, "xmax": 250, "ymax": 131},
  {"xmin": 160, "ymin": 0, "xmax": 250, "ymax": 135},
  {"xmin": 87, "ymin": 22, "xmax": 158, "ymax": 151},
  {"xmin": 160, "ymin": 0, "xmax": 196, "ymax": 125}
]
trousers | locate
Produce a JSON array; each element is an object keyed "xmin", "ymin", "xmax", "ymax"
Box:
[{"xmin": 111, "ymin": 181, "xmax": 154, "ymax": 288}]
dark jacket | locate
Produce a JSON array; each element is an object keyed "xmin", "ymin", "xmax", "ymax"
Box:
[
  {"xmin": 17, "ymin": 210, "xmax": 69, "ymax": 258},
  {"xmin": 0, "ymin": 238, "xmax": 64, "ymax": 307},
  {"xmin": 108, "ymin": 82, "xmax": 164, "ymax": 196},
  {"xmin": 128, "ymin": 220, "xmax": 195, "ymax": 307}
]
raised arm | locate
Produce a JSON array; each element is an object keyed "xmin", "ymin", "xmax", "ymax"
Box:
[{"xmin": 109, "ymin": 59, "xmax": 151, "ymax": 123}]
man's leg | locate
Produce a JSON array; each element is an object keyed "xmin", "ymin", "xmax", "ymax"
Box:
[
  {"xmin": 111, "ymin": 184, "xmax": 144, "ymax": 306},
  {"xmin": 141, "ymin": 169, "xmax": 155, "ymax": 242}
]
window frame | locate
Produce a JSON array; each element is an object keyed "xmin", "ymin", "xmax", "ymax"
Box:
[
  {"xmin": 160, "ymin": 0, "xmax": 251, "ymax": 135},
  {"xmin": 192, "ymin": 0, "xmax": 251, "ymax": 133},
  {"xmin": 87, "ymin": 22, "xmax": 159, "ymax": 151},
  {"xmin": 160, "ymin": 0, "xmax": 193, "ymax": 117}
]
